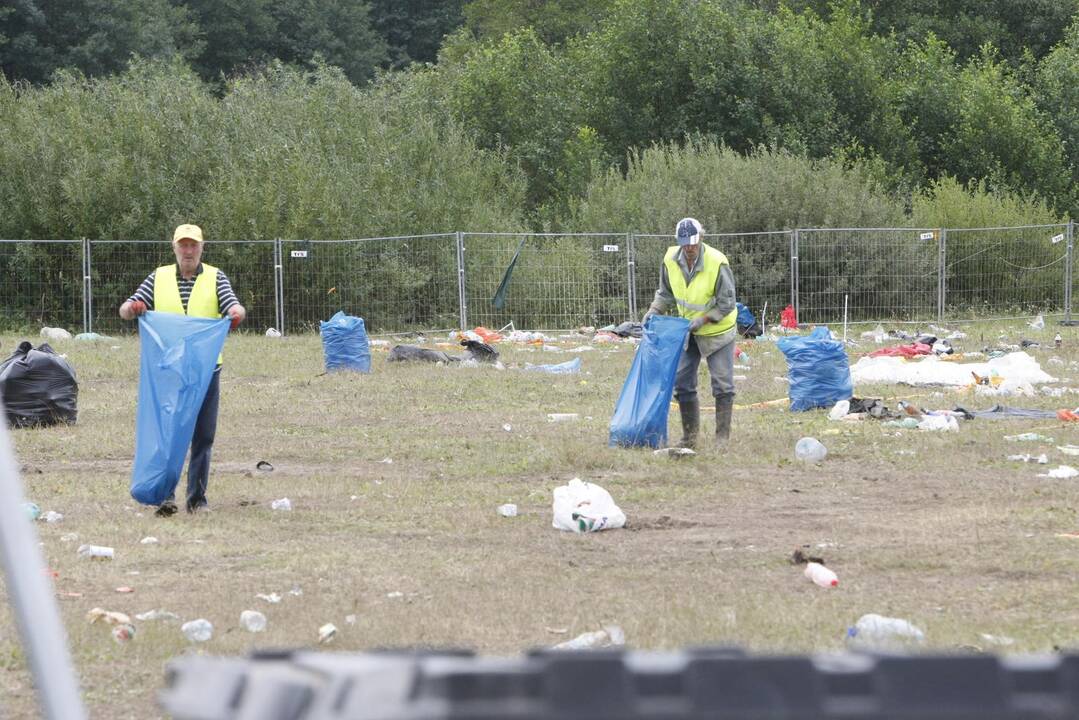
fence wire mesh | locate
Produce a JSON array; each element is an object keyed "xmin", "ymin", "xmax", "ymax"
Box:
[
  {"xmin": 462, "ymin": 233, "xmax": 631, "ymax": 331},
  {"xmin": 1, "ymin": 225, "xmax": 1076, "ymax": 336}
]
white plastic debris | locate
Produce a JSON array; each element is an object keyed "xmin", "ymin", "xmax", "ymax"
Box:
[
  {"xmin": 181, "ymin": 619, "xmax": 213, "ymax": 643},
  {"xmin": 40, "ymin": 510, "xmax": 64, "ymax": 523},
  {"xmin": 77, "ymin": 544, "xmax": 114, "ymax": 559},
  {"xmin": 1040, "ymin": 465, "xmax": 1079, "ymax": 478},
  {"xmin": 497, "ymin": 504, "xmax": 518, "ymax": 517},
  {"xmin": 345, "ymin": 614, "xmax": 357, "ymax": 625},
  {"xmin": 917, "ymin": 415, "xmax": 959, "ymax": 432},
  {"xmin": 1030, "ymin": 314, "xmax": 1045, "ymax": 330},
  {"xmin": 552, "ymin": 625, "xmax": 625, "ymax": 650},
  {"xmin": 256, "ymin": 593, "xmax": 282, "ymax": 604},
  {"xmin": 502, "ymin": 423, "xmax": 512, "ymax": 432},
  {"xmin": 653, "ymin": 447, "xmax": 697, "ymax": 458},
  {"xmin": 139, "ymin": 536, "xmax": 159, "ymax": 545},
  {"xmin": 1007, "ymin": 453, "xmax": 1049, "ymax": 464},
  {"xmin": 828, "ymin": 400, "xmax": 851, "ymax": 421},
  {"xmin": 546, "ymin": 413, "xmax": 579, "ymax": 422},
  {"xmin": 270, "ymin": 498, "xmax": 292, "ymax": 511},
  {"xmin": 850, "ymin": 352, "xmax": 1054, "ymax": 387},
  {"xmin": 40, "ymin": 327, "xmax": 72, "ymax": 341},
  {"xmin": 318, "ymin": 623, "xmax": 337, "ymax": 644},
  {"xmin": 846, "ymin": 614, "xmax": 925, "ymax": 649},
  {"xmin": 265, "ymin": 328, "xmax": 282, "ymax": 337},
  {"xmin": 240, "ymin": 610, "xmax": 267, "ymax": 633},
  {"xmin": 1058, "ymin": 445, "xmax": 1079, "ymax": 456},
  {"xmin": 135, "ymin": 609, "xmax": 179, "ymax": 622},
  {"xmin": 552, "ymin": 478, "xmax": 626, "ymax": 532}
]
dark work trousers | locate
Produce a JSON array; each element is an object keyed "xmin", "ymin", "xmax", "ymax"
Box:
[
  {"xmin": 184, "ymin": 366, "xmax": 220, "ymax": 510},
  {"xmin": 673, "ymin": 335, "xmax": 735, "ymax": 403}
]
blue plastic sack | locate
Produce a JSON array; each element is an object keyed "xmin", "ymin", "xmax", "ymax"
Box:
[
  {"xmin": 130, "ymin": 312, "xmax": 229, "ymax": 506},
  {"xmin": 776, "ymin": 326, "xmax": 853, "ymax": 411},
  {"xmin": 736, "ymin": 302, "xmax": 756, "ymax": 328},
  {"xmin": 609, "ymin": 315, "xmax": 690, "ymax": 448},
  {"xmin": 523, "ymin": 357, "xmax": 581, "ymax": 374},
  {"xmin": 320, "ymin": 311, "xmax": 371, "ymax": 372}
]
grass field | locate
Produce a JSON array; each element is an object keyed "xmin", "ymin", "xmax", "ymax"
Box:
[{"xmin": 2, "ymin": 321, "xmax": 1079, "ymax": 719}]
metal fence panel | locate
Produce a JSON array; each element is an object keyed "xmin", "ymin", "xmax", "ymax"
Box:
[
  {"xmin": 944, "ymin": 224, "xmax": 1069, "ymax": 318},
  {"xmin": 633, "ymin": 232, "xmax": 791, "ymax": 326},
  {"xmin": 462, "ymin": 233, "xmax": 630, "ymax": 330},
  {"xmin": 0, "ymin": 240, "xmax": 83, "ymax": 331},
  {"xmin": 797, "ymin": 228, "xmax": 938, "ymax": 323},
  {"xmin": 87, "ymin": 240, "xmax": 276, "ymax": 334},
  {"xmin": 280, "ymin": 234, "xmax": 459, "ymax": 334}
]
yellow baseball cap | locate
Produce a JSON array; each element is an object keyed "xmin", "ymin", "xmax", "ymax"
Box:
[{"xmin": 172, "ymin": 224, "xmax": 204, "ymax": 243}]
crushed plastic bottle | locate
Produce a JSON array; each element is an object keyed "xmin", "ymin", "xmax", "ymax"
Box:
[
  {"xmin": 318, "ymin": 623, "xmax": 337, "ymax": 644},
  {"xmin": 552, "ymin": 625, "xmax": 625, "ymax": 650},
  {"xmin": 240, "ymin": 610, "xmax": 267, "ymax": 633},
  {"xmin": 77, "ymin": 544, "xmax": 114, "ymax": 560},
  {"xmin": 827, "ymin": 400, "xmax": 850, "ymax": 421},
  {"xmin": 497, "ymin": 504, "xmax": 518, "ymax": 517},
  {"xmin": 846, "ymin": 613, "xmax": 925, "ymax": 650},
  {"xmin": 804, "ymin": 562, "xmax": 839, "ymax": 588},
  {"xmin": 270, "ymin": 498, "xmax": 292, "ymax": 511},
  {"xmin": 794, "ymin": 437, "xmax": 827, "ymax": 463},
  {"xmin": 21, "ymin": 502, "xmax": 40, "ymax": 521},
  {"xmin": 41, "ymin": 510, "xmax": 64, "ymax": 523},
  {"xmin": 181, "ymin": 619, "xmax": 213, "ymax": 643}
]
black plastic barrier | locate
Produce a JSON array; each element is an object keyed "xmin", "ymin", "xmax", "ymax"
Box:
[{"xmin": 159, "ymin": 648, "xmax": 1079, "ymax": 720}]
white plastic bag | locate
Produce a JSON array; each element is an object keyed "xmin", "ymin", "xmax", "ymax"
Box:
[{"xmin": 552, "ymin": 478, "xmax": 626, "ymax": 532}]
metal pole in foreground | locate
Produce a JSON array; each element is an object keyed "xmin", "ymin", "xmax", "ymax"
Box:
[
  {"xmin": 843, "ymin": 294, "xmax": 848, "ymax": 345},
  {"xmin": 0, "ymin": 415, "xmax": 87, "ymax": 719}
]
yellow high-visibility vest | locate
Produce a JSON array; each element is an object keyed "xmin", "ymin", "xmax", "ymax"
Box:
[
  {"xmin": 154, "ymin": 263, "xmax": 224, "ymax": 363},
  {"xmin": 663, "ymin": 244, "xmax": 736, "ymax": 336}
]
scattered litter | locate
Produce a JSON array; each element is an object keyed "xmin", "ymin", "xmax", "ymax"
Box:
[
  {"xmin": 40, "ymin": 327, "xmax": 72, "ymax": 341},
  {"xmin": 502, "ymin": 423, "xmax": 512, "ymax": 432},
  {"xmin": 289, "ymin": 586, "xmax": 303, "ymax": 596},
  {"xmin": 240, "ymin": 610, "xmax": 267, "ymax": 633},
  {"xmin": 1030, "ymin": 314, "xmax": 1045, "ymax": 330},
  {"xmin": 794, "ymin": 437, "xmax": 827, "ymax": 463},
  {"xmin": 804, "ymin": 562, "xmax": 839, "ymax": 588},
  {"xmin": 181, "ymin": 619, "xmax": 213, "ymax": 643},
  {"xmin": 140, "ymin": 536, "xmax": 159, "ymax": 545},
  {"xmin": 21, "ymin": 502, "xmax": 40, "ymax": 521},
  {"xmin": 270, "ymin": 498, "xmax": 292, "ymax": 511},
  {"xmin": 917, "ymin": 415, "xmax": 959, "ymax": 431},
  {"xmin": 653, "ymin": 447, "xmax": 697, "ymax": 458},
  {"xmin": 1005, "ymin": 433, "xmax": 1054, "ymax": 442},
  {"xmin": 980, "ymin": 633, "xmax": 1016, "ymax": 647},
  {"xmin": 378, "ymin": 458, "xmax": 393, "ymax": 464},
  {"xmin": 74, "ymin": 332, "xmax": 111, "ymax": 342},
  {"xmin": 134, "ymin": 609, "xmax": 179, "ymax": 622},
  {"xmin": 40, "ymin": 510, "xmax": 63, "ymax": 523},
  {"xmin": 497, "ymin": 504, "xmax": 518, "ymax": 517},
  {"xmin": 345, "ymin": 614, "xmax": 357, "ymax": 625},
  {"xmin": 524, "ymin": 357, "xmax": 582, "ymax": 374},
  {"xmin": 256, "ymin": 460, "xmax": 274, "ymax": 472},
  {"xmin": 546, "ymin": 413, "xmax": 579, "ymax": 422},
  {"xmin": 827, "ymin": 400, "xmax": 850, "ymax": 421},
  {"xmin": 1007, "ymin": 454, "xmax": 1049, "ymax": 464},
  {"xmin": 552, "ymin": 478, "xmax": 626, "ymax": 532},
  {"xmin": 60, "ymin": 532, "xmax": 78, "ymax": 543},
  {"xmin": 386, "ymin": 591, "xmax": 404, "ymax": 598},
  {"xmin": 115, "ymin": 587, "xmax": 134, "ymax": 594},
  {"xmin": 256, "ymin": 593, "xmax": 282, "ymax": 604},
  {"xmin": 87, "ymin": 608, "xmax": 131, "ymax": 626},
  {"xmin": 265, "ymin": 328, "xmax": 282, "ymax": 337},
  {"xmin": 77, "ymin": 544, "xmax": 114, "ymax": 560},
  {"xmin": 860, "ymin": 325, "xmax": 886, "ymax": 343},
  {"xmin": 111, "ymin": 624, "xmax": 136, "ymax": 643},
  {"xmin": 1058, "ymin": 445, "xmax": 1079, "ymax": 456},
  {"xmin": 545, "ymin": 627, "xmax": 569, "ymax": 635},
  {"xmin": 552, "ymin": 625, "xmax": 625, "ymax": 650},
  {"xmin": 851, "ymin": 352, "xmax": 1054, "ymax": 388},
  {"xmin": 846, "ymin": 614, "xmax": 925, "ymax": 650},
  {"xmin": 318, "ymin": 623, "xmax": 337, "ymax": 644},
  {"xmin": 1040, "ymin": 465, "xmax": 1079, "ymax": 478}
]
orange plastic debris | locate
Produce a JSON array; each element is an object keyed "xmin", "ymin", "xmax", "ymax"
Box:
[
  {"xmin": 1057, "ymin": 409, "xmax": 1079, "ymax": 422},
  {"xmin": 473, "ymin": 326, "xmax": 503, "ymax": 343}
]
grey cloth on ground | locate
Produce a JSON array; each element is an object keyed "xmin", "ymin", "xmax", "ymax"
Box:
[
  {"xmin": 387, "ymin": 345, "xmax": 459, "ymax": 363},
  {"xmin": 955, "ymin": 405, "xmax": 1059, "ymax": 420}
]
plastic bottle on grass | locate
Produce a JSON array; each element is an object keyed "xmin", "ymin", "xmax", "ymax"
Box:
[
  {"xmin": 77, "ymin": 544, "xmax": 114, "ymax": 559},
  {"xmin": 846, "ymin": 613, "xmax": 925, "ymax": 649},
  {"xmin": 804, "ymin": 562, "xmax": 838, "ymax": 588},
  {"xmin": 182, "ymin": 619, "xmax": 213, "ymax": 643},
  {"xmin": 240, "ymin": 610, "xmax": 266, "ymax": 633},
  {"xmin": 795, "ymin": 437, "xmax": 827, "ymax": 463}
]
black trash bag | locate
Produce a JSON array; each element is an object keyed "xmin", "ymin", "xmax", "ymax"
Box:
[
  {"xmin": 460, "ymin": 339, "xmax": 500, "ymax": 363},
  {"xmin": 0, "ymin": 341, "xmax": 78, "ymax": 428},
  {"xmin": 386, "ymin": 345, "xmax": 460, "ymax": 363}
]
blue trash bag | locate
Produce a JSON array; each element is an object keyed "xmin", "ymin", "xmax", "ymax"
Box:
[
  {"xmin": 320, "ymin": 311, "xmax": 371, "ymax": 372},
  {"xmin": 608, "ymin": 315, "xmax": 690, "ymax": 448},
  {"xmin": 736, "ymin": 302, "xmax": 756, "ymax": 328},
  {"xmin": 130, "ymin": 312, "xmax": 230, "ymax": 506},
  {"xmin": 523, "ymin": 357, "xmax": 581, "ymax": 374},
  {"xmin": 777, "ymin": 326, "xmax": 853, "ymax": 411}
]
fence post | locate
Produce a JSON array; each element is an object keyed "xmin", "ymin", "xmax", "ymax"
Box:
[
  {"xmin": 274, "ymin": 239, "xmax": 285, "ymax": 335},
  {"xmin": 938, "ymin": 228, "xmax": 947, "ymax": 323},
  {"xmin": 456, "ymin": 231, "xmax": 467, "ymax": 330},
  {"xmin": 626, "ymin": 232, "xmax": 637, "ymax": 320},
  {"xmin": 790, "ymin": 229, "xmax": 799, "ymax": 322},
  {"xmin": 82, "ymin": 238, "xmax": 92, "ymax": 334},
  {"xmin": 1066, "ymin": 221, "xmax": 1074, "ymax": 324}
]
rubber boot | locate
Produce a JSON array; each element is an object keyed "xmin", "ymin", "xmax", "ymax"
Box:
[
  {"xmin": 715, "ymin": 394, "xmax": 734, "ymax": 446},
  {"xmin": 678, "ymin": 398, "xmax": 700, "ymax": 449}
]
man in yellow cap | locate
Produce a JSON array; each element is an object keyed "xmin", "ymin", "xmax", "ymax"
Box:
[
  {"xmin": 643, "ymin": 217, "xmax": 737, "ymax": 449},
  {"xmin": 119, "ymin": 224, "xmax": 246, "ymax": 515}
]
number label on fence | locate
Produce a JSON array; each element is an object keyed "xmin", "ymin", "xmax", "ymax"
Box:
[
  {"xmin": 919, "ymin": 231, "xmax": 935, "ymax": 241},
  {"xmin": 1052, "ymin": 233, "xmax": 1065, "ymax": 244},
  {"xmin": 290, "ymin": 250, "xmax": 308, "ymax": 258},
  {"xmin": 602, "ymin": 244, "xmax": 620, "ymax": 252}
]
